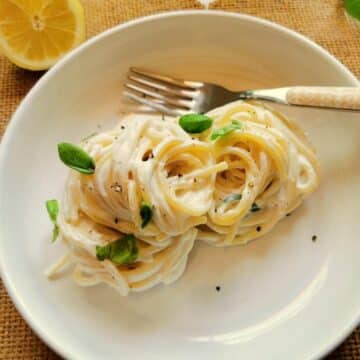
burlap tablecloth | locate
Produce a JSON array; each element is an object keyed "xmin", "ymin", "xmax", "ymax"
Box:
[{"xmin": 0, "ymin": 1, "xmax": 359, "ymax": 358}]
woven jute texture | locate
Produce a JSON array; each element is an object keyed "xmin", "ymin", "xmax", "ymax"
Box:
[{"xmin": 0, "ymin": 1, "xmax": 359, "ymax": 359}]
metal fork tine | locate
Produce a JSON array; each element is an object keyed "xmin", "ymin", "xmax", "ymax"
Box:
[
  {"xmin": 123, "ymin": 89, "xmax": 188, "ymax": 117},
  {"xmin": 128, "ymin": 73, "xmax": 197, "ymax": 99},
  {"xmin": 130, "ymin": 67, "xmax": 204, "ymax": 90},
  {"xmin": 125, "ymin": 82, "xmax": 193, "ymax": 110}
]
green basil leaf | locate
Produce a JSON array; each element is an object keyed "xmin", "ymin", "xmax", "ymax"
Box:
[
  {"xmin": 52, "ymin": 224, "xmax": 60, "ymax": 243},
  {"xmin": 179, "ymin": 114, "xmax": 213, "ymax": 134},
  {"xmin": 345, "ymin": 0, "xmax": 360, "ymax": 20},
  {"xmin": 111, "ymin": 235, "xmax": 138, "ymax": 264},
  {"xmin": 96, "ymin": 234, "xmax": 138, "ymax": 265},
  {"xmin": 96, "ymin": 242, "xmax": 112, "ymax": 261},
  {"xmin": 58, "ymin": 142, "xmax": 95, "ymax": 174},
  {"xmin": 46, "ymin": 199, "xmax": 60, "ymax": 242},
  {"xmin": 46, "ymin": 199, "xmax": 59, "ymax": 223},
  {"xmin": 140, "ymin": 202, "xmax": 153, "ymax": 228},
  {"xmin": 210, "ymin": 120, "xmax": 242, "ymax": 140},
  {"xmin": 251, "ymin": 203, "xmax": 261, "ymax": 212},
  {"xmin": 223, "ymin": 193, "xmax": 242, "ymax": 203}
]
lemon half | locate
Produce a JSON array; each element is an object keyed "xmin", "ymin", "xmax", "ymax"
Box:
[{"xmin": 0, "ymin": 0, "xmax": 86, "ymax": 70}]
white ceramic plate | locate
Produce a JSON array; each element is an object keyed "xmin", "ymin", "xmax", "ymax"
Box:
[{"xmin": 0, "ymin": 11, "xmax": 359, "ymax": 360}]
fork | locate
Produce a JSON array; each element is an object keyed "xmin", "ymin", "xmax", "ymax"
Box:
[{"xmin": 123, "ymin": 67, "xmax": 360, "ymax": 116}]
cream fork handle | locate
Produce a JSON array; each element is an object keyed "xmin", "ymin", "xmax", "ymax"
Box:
[{"xmin": 286, "ymin": 86, "xmax": 360, "ymax": 110}]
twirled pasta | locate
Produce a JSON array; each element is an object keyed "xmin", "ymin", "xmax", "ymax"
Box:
[
  {"xmin": 49, "ymin": 101, "xmax": 320, "ymax": 295},
  {"xmin": 197, "ymin": 101, "xmax": 320, "ymax": 246}
]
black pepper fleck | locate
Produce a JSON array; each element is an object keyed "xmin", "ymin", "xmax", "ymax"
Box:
[
  {"xmin": 286, "ymin": 213, "xmax": 291, "ymax": 217},
  {"xmin": 256, "ymin": 226, "xmax": 262, "ymax": 232},
  {"xmin": 215, "ymin": 286, "xmax": 221, "ymax": 292},
  {"xmin": 114, "ymin": 218, "xmax": 119, "ymax": 224},
  {"xmin": 312, "ymin": 235, "xmax": 317, "ymax": 242},
  {"xmin": 142, "ymin": 149, "xmax": 154, "ymax": 161},
  {"xmin": 121, "ymin": 125, "xmax": 125, "ymax": 130}
]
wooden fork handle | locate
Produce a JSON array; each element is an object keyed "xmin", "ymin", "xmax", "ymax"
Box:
[{"xmin": 286, "ymin": 86, "xmax": 360, "ymax": 110}]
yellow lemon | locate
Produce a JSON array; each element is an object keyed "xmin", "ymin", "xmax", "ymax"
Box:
[{"xmin": 0, "ymin": 0, "xmax": 86, "ymax": 70}]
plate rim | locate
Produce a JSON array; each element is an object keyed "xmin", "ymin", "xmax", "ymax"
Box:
[{"xmin": 0, "ymin": 9, "xmax": 359, "ymax": 360}]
